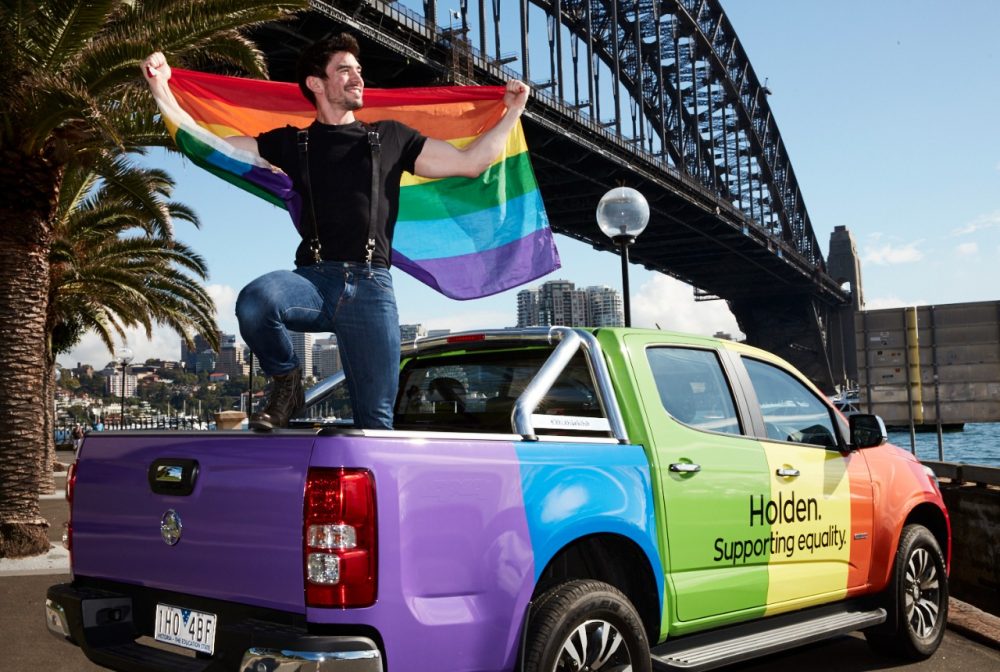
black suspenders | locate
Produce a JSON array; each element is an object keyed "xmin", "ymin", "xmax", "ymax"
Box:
[{"xmin": 296, "ymin": 124, "xmax": 382, "ymax": 271}]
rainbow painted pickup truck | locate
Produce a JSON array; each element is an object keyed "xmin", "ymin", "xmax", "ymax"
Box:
[{"xmin": 46, "ymin": 327, "xmax": 950, "ymax": 672}]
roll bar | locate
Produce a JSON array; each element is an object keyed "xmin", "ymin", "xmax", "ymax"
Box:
[{"xmin": 302, "ymin": 326, "xmax": 629, "ymax": 443}]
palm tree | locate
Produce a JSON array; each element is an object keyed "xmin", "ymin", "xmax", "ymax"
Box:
[
  {"xmin": 0, "ymin": 0, "xmax": 306, "ymax": 557},
  {"xmin": 38, "ymin": 156, "xmax": 221, "ymax": 492},
  {"xmin": 50, "ymin": 156, "xmax": 219, "ymax": 356}
]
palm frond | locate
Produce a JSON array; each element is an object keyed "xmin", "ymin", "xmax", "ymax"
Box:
[{"xmin": 38, "ymin": 0, "xmax": 119, "ymax": 70}]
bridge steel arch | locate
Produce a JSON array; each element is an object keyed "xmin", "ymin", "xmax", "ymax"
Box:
[{"xmin": 253, "ymin": 1, "xmax": 853, "ymax": 391}]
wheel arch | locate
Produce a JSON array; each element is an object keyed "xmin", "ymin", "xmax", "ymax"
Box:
[
  {"xmin": 531, "ymin": 532, "xmax": 662, "ymax": 644},
  {"xmin": 904, "ymin": 502, "xmax": 951, "ymax": 572}
]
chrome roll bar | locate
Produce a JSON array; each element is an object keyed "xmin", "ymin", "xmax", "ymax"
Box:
[
  {"xmin": 512, "ymin": 327, "xmax": 629, "ymax": 443},
  {"xmin": 302, "ymin": 327, "xmax": 629, "ymax": 444}
]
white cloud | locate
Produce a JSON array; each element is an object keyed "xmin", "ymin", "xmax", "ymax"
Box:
[
  {"xmin": 631, "ymin": 274, "xmax": 743, "ymax": 338},
  {"xmin": 862, "ymin": 241, "xmax": 924, "ymax": 266},
  {"xmin": 956, "ymin": 242, "xmax": 979, "ymax": 256},
  {"xmin": 952, "ymin": 211, "xmax": 1000, "ymax": 236},
  {"xmin": 207, "ymin": 284, "xmax": 240, "ymax": 334}
]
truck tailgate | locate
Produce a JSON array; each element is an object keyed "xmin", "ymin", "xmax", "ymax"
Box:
[{"xmin": 71, "ymin": 432, "xmax": 315, "ymax": 613}]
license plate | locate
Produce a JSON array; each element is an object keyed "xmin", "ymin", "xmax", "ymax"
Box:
[{"xmin": 154, "ymin": 603, "xmax": 217, "ymax": 655}]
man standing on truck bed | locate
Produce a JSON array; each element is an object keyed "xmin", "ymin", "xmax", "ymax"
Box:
[{"xmin": 142, "ymin": 34, "xmax": 529, "ymax": 431}]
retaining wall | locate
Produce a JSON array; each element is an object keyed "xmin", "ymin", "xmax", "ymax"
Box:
[{"xmin": 925, "ymin": 461, "xmax": 1000, "ymax": 615}]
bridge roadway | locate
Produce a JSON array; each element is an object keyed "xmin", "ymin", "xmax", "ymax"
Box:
[
  {"xmin": 5, "ymin": 464, "xmax": 999, "ymax": 671},
  {"xmin": 250, "ymin": 1, "xmax": 852, "ymax": 392}
]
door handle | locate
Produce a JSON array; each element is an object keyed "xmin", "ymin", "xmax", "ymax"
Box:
[
  {"xmin": 775, "ymin": 467, "xmax": 800, "ymax": 478},
  {"xmin": 669, "ymin": 463, "xmax": 701, "ymax": 473}
]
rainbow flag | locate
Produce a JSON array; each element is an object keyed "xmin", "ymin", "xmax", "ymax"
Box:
[{"xmin": 160, "ymin": 69, "xmax": 560, "ymax": 299}]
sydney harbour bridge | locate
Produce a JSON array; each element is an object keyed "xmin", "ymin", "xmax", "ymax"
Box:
[{"xmin": 254, "ymin": 0, "xmax": 857, "ymax": 392}]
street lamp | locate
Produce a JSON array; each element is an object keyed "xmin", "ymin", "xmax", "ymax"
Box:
[
  {"xmin": 596, "ymin": 187, "xmax": 649, "ymax": 327},
  {"xmin": 116, "ymin": 347, "xmax": 133, "ymax": 429}
]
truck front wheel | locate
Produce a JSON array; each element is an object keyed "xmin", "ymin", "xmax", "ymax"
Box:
[
  {"xmin": 522, "ymin": 579, "xmax": 651, "ymax": 672},
  {"xmin": 865, "ymin": 524, "xmax": 948, "ymax": 660}
]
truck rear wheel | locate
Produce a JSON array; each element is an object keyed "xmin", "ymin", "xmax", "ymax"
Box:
[
  {"xmin": 865, "ymin": 524, "xmax": 948, "ymax": 660},
  {"xmin": 522, "ymin": 579, "xmax": 651, "ymax": 672}
]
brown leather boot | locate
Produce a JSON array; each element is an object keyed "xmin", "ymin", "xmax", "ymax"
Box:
[{"xmin": 250, "ymin": 368, "xmax": 304, "ymax": 431}]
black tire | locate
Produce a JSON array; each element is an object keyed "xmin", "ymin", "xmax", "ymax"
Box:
[
  {"xmin": 522, "ymin": 579, "xmax": 651, "ymax": 672},
  {"xmin": 865, "ymin": 524, "xmax": 948, "ymax": 660}
]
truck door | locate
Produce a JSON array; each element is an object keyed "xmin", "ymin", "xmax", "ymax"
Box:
[
  {"xmin": 625, "ymin": 335, "xmax": 772, "ymax": 625},
  {"xmin": 737, "ymin": 355, "xmax": 874, "ymax": 612}
]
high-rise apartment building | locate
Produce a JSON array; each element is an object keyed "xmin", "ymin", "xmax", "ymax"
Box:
[
  {"xmin": 516, "ymin": 280, "xmax": 622, "ymax": 327},
  {"xmin": 517, "ymin": 288, "xmax": 540, "ymax": 327},
  {"xmin": 106, "ymin": 372, "xmax": 138, "ymax": 397},
  {"xmin": 540, "ymin": 280, "xmax": 587, "ymax": 326},
  {"xmin": 216, "ymin": 334, "xmax": 249, "ymax": 378},
  {"xmin": 289, "ymin": 332, "xmax": 314, "ymax": 380},
  {"xmin": 586, "ymin": 285, "xmax": 625, "ymax": 327},
  {"xmin": 313, "ymin": 336, "xmax": 342, "ymax": 379}
]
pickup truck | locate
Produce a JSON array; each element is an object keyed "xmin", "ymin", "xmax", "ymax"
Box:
[{"xmin": 46, "ymin": 326, "xmax": 950, "ymax": 672}]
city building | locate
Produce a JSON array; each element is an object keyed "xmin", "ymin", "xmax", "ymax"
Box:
[
  {"xmin": 542, "ymin": 280, "xmax": 588, "ymax": 326},
  {"xmin": 399, "ymin": 324, "xmax": 426, "ymax": 343},
  {"xmin": 73, "ymin": 363, "xmax": 95, "ymax": 378},
  {"xmin": 216, "ymin": 334, "xmax": 249, "ymax": 378},
  {"xmin": 517, "ymin": 280, "xmax": 623, "ymax": 327},
  {"xmin": 516, "ymin": 288, "xmax": 540, "ymax": 327},
  {"xmin": 195, "ymin": 350, "xmax": 216, "ymax": 375},
  {"xmin": 244, "ymin": 346, "xmax": 263, "ymax": 378},
  {"xmin": 289, "ymin": 332, "xmax": 314, "ymax": 380},
  {"xmin": 586, "ymin": 285, "xmax": 625, "ymax": 327},
  {"xmin": 106, "ymin": 371, "xmax": 138, "ymax": 398},
  {"xmin": 313, "ymin": 336, "xmax": 342, "ymax": 379},
  {"xmin": 180, "ymin": 333, "xmax": 218, "ymax": 371}
]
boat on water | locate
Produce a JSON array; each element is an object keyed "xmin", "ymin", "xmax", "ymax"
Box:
[{"xmin": 830, "ymin": 389, "xmax": 861, "ymax": 416}]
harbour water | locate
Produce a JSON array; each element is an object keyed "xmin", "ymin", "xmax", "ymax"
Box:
[{"xmin": 887, "ymin": 422, "xmax": 1000, "ymax": 467}]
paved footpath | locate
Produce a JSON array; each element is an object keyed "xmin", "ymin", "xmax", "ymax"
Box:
[{"xmin": 3, "ymin": 453, "xmax": 998, "ymax": 670}]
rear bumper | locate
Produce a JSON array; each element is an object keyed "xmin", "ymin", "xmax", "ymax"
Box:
[{"xmin": 46, "ymin": 582, "xmax": 383, "ymax": 672}]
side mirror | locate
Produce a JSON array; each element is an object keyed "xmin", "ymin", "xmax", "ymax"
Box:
[{"xmin": 849, "ymin": 414, "xmax": 888, "ymax": 449}]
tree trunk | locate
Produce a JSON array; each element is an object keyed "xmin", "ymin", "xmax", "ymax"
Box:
[
  {"xmin": 39, "ymin": 360, "xmax": 57, "ymax": 496},
  {"xmin": 0, "ymin": 149, "xmax": 59, "ymax": 558}
]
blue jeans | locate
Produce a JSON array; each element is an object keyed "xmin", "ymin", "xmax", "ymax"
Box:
[{"xmin": 236, "ymin": 262, "xmax": 400, "ymax": 429}]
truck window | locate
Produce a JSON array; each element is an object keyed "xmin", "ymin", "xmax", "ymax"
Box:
[
  {"xmin": 394, "ymin": 349, "xmax": 604, "ymax": 434},
  {"xmin": 647, "ymin": 347, "xmax": 741, "ymax": 435},
  {"xmin": 742, "ymin": 357, "xmax": 838, "ymax": 447}
]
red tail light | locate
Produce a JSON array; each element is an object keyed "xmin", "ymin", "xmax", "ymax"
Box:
[
  {"xmin": 303, "ymin": 468, "xmax": 377, "ymax": 608},
  {"xmin": 64, "ymin": 460, "xmax": 78, "ymax": 553},
  {"xmin": 446, "ymin": 333, "xmax": 486, "ymax": 344}
]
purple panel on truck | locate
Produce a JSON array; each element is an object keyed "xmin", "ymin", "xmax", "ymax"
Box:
[
  {"xmin": 307, "ymin": 434, "xmax": 535, "ymax": 672},
  {"xmin": 72, "ymin": 433, "xmax": 314, "ymax": 613}
]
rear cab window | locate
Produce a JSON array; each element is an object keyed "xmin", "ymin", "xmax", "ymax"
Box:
[{"xmin": 394, "ymin": 348, "xmax": 607, "ymax": 435}]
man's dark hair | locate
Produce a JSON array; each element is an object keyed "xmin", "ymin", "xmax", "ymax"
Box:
[{"xmin": 296, "ymin": 33, "xmax": 361, "ymax": 106}]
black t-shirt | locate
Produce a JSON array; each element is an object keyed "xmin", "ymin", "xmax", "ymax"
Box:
[{"xmin": 257, "ymin": 119, "xmax": 427, "ymax": 268}]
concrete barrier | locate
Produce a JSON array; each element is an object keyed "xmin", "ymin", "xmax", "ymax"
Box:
[{"xmin": 925, "ymin": 461, "xmax": 1000, "ymax": 615}]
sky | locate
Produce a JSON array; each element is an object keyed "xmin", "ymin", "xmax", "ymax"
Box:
[{"xmin": 59, "ymin": 0, "xmax": 1000, "ymax": 369}]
